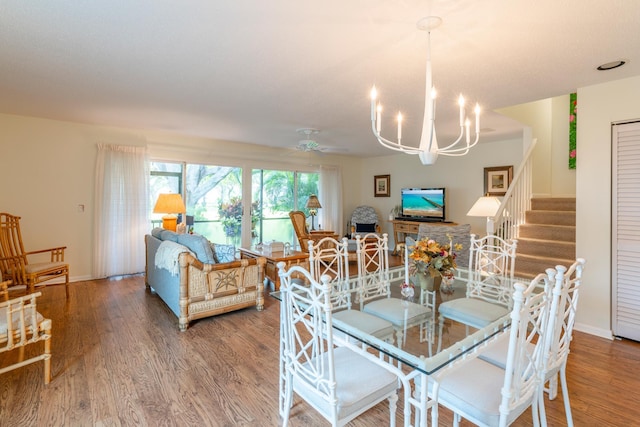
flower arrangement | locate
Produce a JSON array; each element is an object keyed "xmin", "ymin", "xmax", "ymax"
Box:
[{"xmin": 408, "ymin": 235, "xmax": 462, "ymax": 280}]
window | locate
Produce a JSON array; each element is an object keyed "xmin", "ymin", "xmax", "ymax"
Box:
[
  {"xmin": 150, "ymin": 161, "xmax": 318, "ymax": 248},
  {"xmin": 252, "ymin": 169, "xmax": 319, "ymax": 246}
]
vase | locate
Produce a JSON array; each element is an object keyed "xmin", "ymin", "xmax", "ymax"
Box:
[
  {"xmin": 440, "ymin": 275, "xmax": 455, "ymax": 294},
  {"xmin": 412, "ymin": 273, "xmax": 441, "ymax": 291}
]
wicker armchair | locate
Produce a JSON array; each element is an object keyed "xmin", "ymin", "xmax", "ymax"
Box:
[
  {"xmin": 289, "ymin": 211, "xmax": 311, "ymax": 252},
  {"xmin": 0, "ymin": 213, "xmax": 69, "ymax": 297},
  {"xmin": 0, "ymin": 280, "xmax": 52, "ymax": 383}
]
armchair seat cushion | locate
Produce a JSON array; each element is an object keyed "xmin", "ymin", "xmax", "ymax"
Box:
[
  {"xmin": 24, "ymin": 262, "xmax": 69, "ymax": 276},
  {"xmin": 438, "ymin": 298, "xmax": 510, "ymax": 329}
]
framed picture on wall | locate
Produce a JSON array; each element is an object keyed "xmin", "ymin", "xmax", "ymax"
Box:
[
  {"xmin": 374, "ymin": 174, "xmax": 390, "ymax": 197},
  {"xmin": 484, "ymin": 166, "xmax": 513, "ymax": 196}
]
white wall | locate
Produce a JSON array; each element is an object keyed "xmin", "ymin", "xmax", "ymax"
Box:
[
  {"xmin": 576, "ymin": 75, "xmax": 640, "ymax": 338},
  {"xmin": 497, "ymin": 94, "xmax": 577, "ymax": 198}
]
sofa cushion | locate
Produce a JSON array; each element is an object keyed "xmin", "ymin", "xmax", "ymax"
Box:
[
  {"xmin": 160, "ymin": 230, "xmax": 179, "ymax": 242},
  {"xmin": 177, "ymin": 234, "xmax": 216, "ymax": 264},
  {"xmin": 151, "ymin": 227, "xmax": 164, "ymax": 239}
]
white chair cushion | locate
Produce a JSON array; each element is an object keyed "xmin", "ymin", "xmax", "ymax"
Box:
[
  {"xmin": 295, "ymin": 346, "xmax": 398, "ymax": 419},
  {"xmin": 333, "ymin": 309, "xmax": 395, "ymax": 339},
  {"xmin": 363, "ymin": 298, "xmax": 431, "ymax": 326},
  {"xmin": 0, "ymin": 306, "xmax": 44, "ymax": 335},
  {"xmin": 478, "ymin": 332, "xmax": 537, "ymax": 372},
  {"xmin": 430, "ymin": 358, "xmax": 530, "ymax": 426},
  {"xmin": 438, "ymin": 298, "xmax": 509, "ymax": 329}
]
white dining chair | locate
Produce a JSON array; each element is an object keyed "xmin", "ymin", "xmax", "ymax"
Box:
[
  {"xmin": 307, "ymin": 237, "xmax": 395, "ymax": 345},
  {"xmin": 358, "ymin": 233, "xmax": 436, "ymax": 353},
  {"xmin": 478, "ymin": 258, "xmax": 586, "ymax": 427},
  {"xmin": 277, "ymin": 263, "xmax": 401, "ymax": 427},
  {"xmin": 436, "ymin": 234, "xmax": 517, "ymax": 352},
  {"xmin": 427, "ymin": 271, "xmax": 552, "ymax": 427}
]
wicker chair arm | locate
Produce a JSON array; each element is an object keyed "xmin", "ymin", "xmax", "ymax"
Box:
[{"xmin": 25, "ymin": 246, "xmax": 67, "ymax": 262}]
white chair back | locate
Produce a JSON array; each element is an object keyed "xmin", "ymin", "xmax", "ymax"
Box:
[
  {"xmin": 467, "ymin": 234, "xmax": 518, "ymax": 308},
  {"xmin": 544, "ymin": 258, "xmax": 585, "ymax": 374},
  {"xmin": 278, "ymin": 265, "xmax": 338, "ymax": 412},
  {"xmin": 356, "ymin": 233, "xmax": 391, "ymax": 306},
  {"xmin": 308, "ymin": 236, "xmax": 351, "ymax": 309},
  {"xmin": 538, "ymin": 258, "xmax": 585, "ymax": 426},
  {"xmin": 277, "ymin": 262, "xmax": 401, "ymax": 426},
  {"xmin": 500, "ymin": 272, "xmax": 552, "ymax": 424}
]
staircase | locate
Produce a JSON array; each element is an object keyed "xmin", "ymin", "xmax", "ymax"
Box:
[{"xmin": 514, "ymin": 197, "xmax": 576, "ymax": 280}]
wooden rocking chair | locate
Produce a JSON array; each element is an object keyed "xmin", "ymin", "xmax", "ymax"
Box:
[{"xmin": 0, "ymin": 213, "xmax": 69, "ymax": 297}]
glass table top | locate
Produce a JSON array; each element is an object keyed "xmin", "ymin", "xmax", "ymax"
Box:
[{"xmin": 271, "ymin": 266, "xmax": 511, "ymax": 375}]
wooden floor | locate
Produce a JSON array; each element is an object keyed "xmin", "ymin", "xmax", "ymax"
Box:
[{"xmin": 2, "ymin": 263, "xmax": 640, "ymax": 426}]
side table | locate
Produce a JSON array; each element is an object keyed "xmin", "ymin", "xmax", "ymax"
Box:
[{"xmin": 239, "ymin": 247, "xmax": 309, "ymax": 291}]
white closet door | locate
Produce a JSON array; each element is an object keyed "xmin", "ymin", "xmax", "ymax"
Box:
[{"xmin": 612, "ymin": 121, "xmax": 640, "ymax": 340}]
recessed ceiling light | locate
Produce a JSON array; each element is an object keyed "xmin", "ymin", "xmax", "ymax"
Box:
[{"xmin": 597, "ymin": 60, "xmax": 626, "ymax": 71}]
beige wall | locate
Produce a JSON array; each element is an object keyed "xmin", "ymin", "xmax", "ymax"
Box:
[
  {"xmin": 0, "ymin": 113, "xmax": 360, "ymax": 280},
  {"xmin": 576, "ymin": 75, "xmax": 640, "ymax": 338}
]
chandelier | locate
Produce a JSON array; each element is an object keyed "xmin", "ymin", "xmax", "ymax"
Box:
[{"xmin": 370, "ymin": 16, "xmax": 481, "ymax": 165}]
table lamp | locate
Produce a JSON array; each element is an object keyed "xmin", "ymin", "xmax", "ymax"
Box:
[
  {"xmin": 305, "ymin": 194, "xmax": 322, "ymax": 231},
  {"xmin": 153, "ymin": 193, "xmax": 186, "ymax": 231},
  {"xmin": 466, "ymin": 196, "xmax": 501, "ymax": 235}
]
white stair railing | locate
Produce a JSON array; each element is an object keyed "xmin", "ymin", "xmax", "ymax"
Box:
[{"xmin": 493, "ymin": 138, "xmax": 538, "ymax": 241}]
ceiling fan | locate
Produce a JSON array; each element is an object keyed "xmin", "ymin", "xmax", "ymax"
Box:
[{"xmin": 295, "ymin": 128, "xmax": 328, "ymax": 153}]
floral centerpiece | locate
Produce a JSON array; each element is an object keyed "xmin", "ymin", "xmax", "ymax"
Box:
[{"xmin": 408, "ymin": 235, "xmax": 462, "ymax": 290}]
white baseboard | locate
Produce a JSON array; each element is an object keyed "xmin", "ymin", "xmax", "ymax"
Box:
[{"xmin": 574, "ymin": 322, "xmax": 614, "ymax": 340}]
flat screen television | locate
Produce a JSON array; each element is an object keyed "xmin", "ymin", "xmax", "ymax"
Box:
[{"xmin": 400, "ymin": 188, "xmax": 446, "ymax": 221}]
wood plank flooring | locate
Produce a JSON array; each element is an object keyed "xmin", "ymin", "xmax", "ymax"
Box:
[{"xmin": 2, "ymin": 264, "xmax": 640, "ymax": 426}]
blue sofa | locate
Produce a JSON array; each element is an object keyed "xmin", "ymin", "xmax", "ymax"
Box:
[{"xmin": 145, "ymin": 229, "xmax": 266, "ymax": 331}]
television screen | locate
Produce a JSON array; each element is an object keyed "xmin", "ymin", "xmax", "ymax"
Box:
[{"xmin": 400, "ymin": 188, "xmax": 446, "ymax": 221}]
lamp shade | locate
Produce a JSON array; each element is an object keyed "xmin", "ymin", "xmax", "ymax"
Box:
[
  {"xmin": 306, "ymin": 194, "xmax": 322, "ymax": 209},
  {"xmin": 153, "ymin": 193, "xmax": 186, "ymax": 214},
  {"xmin": 153, "ymin": 193, "xmax": 186, "ymax": 231},
  {"xmin": 466, "ymin": 196, "xmax": 501, "ymax": 217}
]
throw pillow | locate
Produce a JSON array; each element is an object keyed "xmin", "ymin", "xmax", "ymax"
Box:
[
  {"xmin": 151, "ymin": 227, "xmax": 164, "ymax": 239},
  {"xmin": 160, "ymin": 230, "xmax": 179, "ymax": 242},
  {"xmin": 176, "ymin": 234, "xmax": 216, "ymax": 264},
  {"xmin": 213, "ymin": 243, "xmax": 236, "ymax": 263},
  {"xmin": 355, "ymin": 223, "xmax": 377, "ymax": 233}
]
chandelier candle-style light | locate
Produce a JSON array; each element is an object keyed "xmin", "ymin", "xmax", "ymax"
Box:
[{"xmin": 370, "ymin": 16, "xmax": 481, "ymax": 165}]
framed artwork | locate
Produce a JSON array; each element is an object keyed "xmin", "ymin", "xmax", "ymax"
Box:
[
  {"xmin": 484, "ymin": 166, "xmax": 513, "ymax": 196},
  {"xmin": 374, "ymin": 174, "xmax": 390, "ymax": 197}
]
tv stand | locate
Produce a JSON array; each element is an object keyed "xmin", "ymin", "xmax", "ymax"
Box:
[{"xmin": 390, "ymin": 219, "xmax": 458, "ymax": 255}]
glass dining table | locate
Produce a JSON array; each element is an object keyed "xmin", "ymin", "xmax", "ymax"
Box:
[{"xmin": 272, "ymin": 266, "xmax": 512, "ymax": 427}]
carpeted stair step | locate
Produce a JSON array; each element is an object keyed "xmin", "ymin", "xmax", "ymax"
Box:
[
  {"xmin": 514, "ymin": 253, "xmax": 576, "ymax": 281},
  {"xmin": 525, "ymin": 210, "xmax": 575, "ymax": 226},
  {"xmin": 519, "ymin": 224, "xmax": 575, "ymax": 242},
  {"xmin": 516, "ymin": 237, "xmax": 575, "ymax": 261},
  {"xmin": 531, "ymin": 197, "xmax": 576, "ymax": 212}
]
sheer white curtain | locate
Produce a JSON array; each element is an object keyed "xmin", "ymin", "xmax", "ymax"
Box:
[
  {"xmin": 94, "ymin": 144, "xmax": 149, "ymax": 278},
  {"xmin": 318, "ymin": 165, "xmax": 343, "ymax": 236}
]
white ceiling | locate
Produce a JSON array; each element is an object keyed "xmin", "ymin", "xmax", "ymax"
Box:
[{"xmin": 2, "ymin": 1, "xmax": 640, "ymax": 157}]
